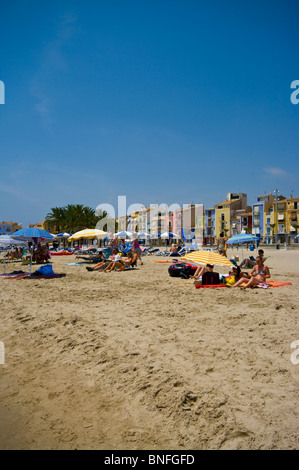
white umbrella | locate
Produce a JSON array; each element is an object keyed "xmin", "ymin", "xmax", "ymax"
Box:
[
  {"xmin": 137, "ymin": 232, "xmax": 152, "ymax": 238},
  {"xmin": 114, "ymin": 231, "xmax": 136, "ymax": 238},
  {"xmin": 159, "ymin": 232, "xmax": 180, "ymax": 239}
]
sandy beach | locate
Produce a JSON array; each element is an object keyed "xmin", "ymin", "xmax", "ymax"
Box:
[{"xmin": 0, "ymin": 247, "xmax": 298, "ymax": 450}]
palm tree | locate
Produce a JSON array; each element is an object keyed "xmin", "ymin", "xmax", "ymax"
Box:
[
  {"xmin": 44, "ymin": 207, "xmax": 66, "ymax": 233},
  {"xmin": 44, "ymin": 205, "xmax": 108, "ymax": 234},
  {"xmin": 270, "ymin": 223, "xmax": 276, "ymax": 243}
]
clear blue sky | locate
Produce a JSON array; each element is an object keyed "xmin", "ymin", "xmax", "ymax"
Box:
[{"xmin": 0, "ymin": 0, "xmax": 298, "ymax": 227}]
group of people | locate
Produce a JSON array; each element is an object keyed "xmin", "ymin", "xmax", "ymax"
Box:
[
  {"xmin": 6, "ymin": 247, "xmax": 24, "ymax": 260},
  {"xmin": 190, "ymin": 249, "xmax": 271, "ymax": 288},
  {"xmin": 84, "ymin": 237, "xmax": 144, "ymax": 273},
  {"xmin": 30, "ymin": 243, "xmax": 51, "ymax": 263}
]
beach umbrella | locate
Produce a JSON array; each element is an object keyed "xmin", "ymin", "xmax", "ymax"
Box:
[
  {"xmin": 226, "ymin": 233, "xmax": 259, "ymax": 245},
  {"xmin": 182, "ymin": 250, "xmax": 235, "ymax": 268},
  {"xmin": 226, "ymin": 233, "xmax": 259, "ymax": 260},
  {"xmin": 56, "ymin": 233, "xmax": 71, "ymax": 238},
  {"xmin": 68, "ymin": 229, "xmax": 108, "ymax": 241},
  {"xmin": 12, "ymin": 228, "xmax": 55, "ymax": 243},
  {"xmin": 114, "ymin": 231, "xmax": 136, "ymax": 238},
  {"xmin": 12, "ymin": 228, "xmax": 55, "ymax": 274},
  {"xmin": 137, "ymin": 232, "xmax": 152, "ymax": 238},
  {"xmin": 0, "ymin": 235, "xmax": 26, "ymax": 245},
  {"xmin": 158, "ymin": 232, "xmax": 180, "ymax": 239}
]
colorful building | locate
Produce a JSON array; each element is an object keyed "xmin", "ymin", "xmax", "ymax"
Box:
[
  {"xmin": 0, "ymin": 221, "xmax": 22, "ymax": 235},
  {"xmin": 252, "ymin": 194, "xmax": 276, "ymax": 243},
  {"xmin": 287, "ymin": 196, "xmax": 299, "ymax": 242},
  {"xmin": 215, "ymin": 193, "xmax": 248, "ymax": 238},
  {"xmin": 204, "ymin": 208, "xmax": 215, "ymax": 244}
]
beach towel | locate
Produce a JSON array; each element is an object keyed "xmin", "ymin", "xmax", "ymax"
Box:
[
  {"xmin": 64, "ymin": 262, "xmax": 85, "ymax": 266},
  {"xmin": 151, "ymin": 260, "xmax": 175, "ymax": 263},
  {"xmin": 196, "ymin": 284, "xmax": 227, "ymax": 289},
  {"xmin": 266, "ymin": 281, "xmax": 292, "ymax": 288}
]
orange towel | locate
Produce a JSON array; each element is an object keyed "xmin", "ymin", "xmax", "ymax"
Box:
[{"xmin": 266, "ymin": 281, "xmax": 292, "ymax": 288}]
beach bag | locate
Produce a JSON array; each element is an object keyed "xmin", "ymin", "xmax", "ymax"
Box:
[
  {"xmin": 225, "ymin": 275, "xmax": 236, "ymax": 286},
  {"xmin": 37, "ymin": 264, "xmax": 54, "ymax": 276},
  {"xmin": 168, "ymin": 263, "xmax": 197, "ymax": 278},
  {"xmin": 202, "ymin": 272, "xmax": 220, "ymax": 286}
]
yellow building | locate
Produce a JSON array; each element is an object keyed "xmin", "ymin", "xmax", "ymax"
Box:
[
  {"xmin": 29, "ymin": 221, "xmax": 45, "ymax": 230},
  {"xmin": 286, "ymin": 196, "xmax": 299, "ymax": 240},
  {"xmin": 263, "ymin": 203, "xmax": 275, "ymax": 244},
  {"xmin": 272, "ymin": 198, "xmax": 288, "ymax": 242},
  {"xmin": 214, "ymin": 193, "xmax": 248, "ymax": 238}
]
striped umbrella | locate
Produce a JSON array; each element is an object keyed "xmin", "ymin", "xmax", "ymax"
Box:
[
  {"xmin": 0, "ymin": 235, "xmax": 26, "ymax": 245},
  {"xmin": 68, "ymin": 229, "xmax": 108, "ymax": 241},
  {"xmin": 181, "ymin": 250, "xmax": 234, "ymax": 268}
]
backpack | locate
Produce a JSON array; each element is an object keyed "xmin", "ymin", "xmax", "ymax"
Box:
[
  {"xmin": 202, "ymin": 271, "xmax": 220, "ymax": 286},
  {"xmin": 168, "ymin": 263, "xmax": 197, "ymax": 278}
]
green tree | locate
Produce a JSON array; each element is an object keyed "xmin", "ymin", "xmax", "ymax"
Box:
[{"xmin": 44, "ymin": 204, "xmax": 107, "ymax": 234}]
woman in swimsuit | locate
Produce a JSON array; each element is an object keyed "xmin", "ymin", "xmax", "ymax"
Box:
[
  {"xmin": 233, "ymin": 256, "xmax": 270, "ymax": 288},
  {"xmin": 217, "ymin": 232, "xmax": 228, "ymax": 257}
]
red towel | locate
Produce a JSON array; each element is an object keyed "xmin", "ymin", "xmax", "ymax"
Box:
[{"xmin": 195, "ymin": 284, "xmax": 227, "ymax": 289}]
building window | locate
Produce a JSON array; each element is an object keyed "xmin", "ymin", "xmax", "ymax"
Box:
[
  {"xmin": 220, "ymin": 213, "xmax": 225, "ymax": 221},
  {"xmin": 254, "ymin": 206, "xmax": 260, "ymax": 215},
  {"xmin": 278, "ymin": 224, "xmax": 284, "ymax": 234},
  {"xmin": 294, "ymin": 202, "xmax": 298, "ymax": 210},
  {"xmin": 266, "ymin": 218, "xmax": 271, "ymax": 225}
]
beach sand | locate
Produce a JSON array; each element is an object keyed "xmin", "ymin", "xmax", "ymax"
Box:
[{"xmin": 0, "ymin": 247, "xmax": 298, "ymax": 450}]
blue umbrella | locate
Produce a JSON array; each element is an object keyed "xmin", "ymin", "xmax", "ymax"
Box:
[
  {"xmin": 12, "ymin": 228, "xmax": 54, "ymax": 273},
  {"xmin": 157, "ymin": 232, "xmax": 180, "ymax": 239},
  {"xmin": 57, "ymin": 233, "xmax": 72, "ymax": 238},
  {"xmin": 226, "ymin": 234, "xmax": 259, "ymax": 245},
  {"xmin": 12, "ymin": 228, "xmax": 54, "ymax": 242}
]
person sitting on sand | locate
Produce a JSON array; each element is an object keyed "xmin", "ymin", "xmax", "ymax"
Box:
[
  {"xmin": 226, "ymin": 266, "xmax": 250, "ymax": 285},
  {"xmin": 240, "ymin": 249, "xmax": 266, "ymax": 269},
  {"xmin": 103, "ymin": 250, "xmax": 122, "ymax": 272},
  {"xmin": 233, "ymin": 256, "xmax": 270, "ymax": 288},
  {"xmin": 191, "ymin": 263, "xmax": 216, "ymax": 281},
  {"xmin": 107, "ymin": 251, "xmax": 138, "ymax": 272},
  {"xmin": 169, "ymin": 244, "xmax": 180, "ymax": 257},
  {"xmin": 86, "ymin": 248, "xmax": 117, "ymax": 272},
  {"xmin": 228, "ymin": 266, "xmax": 249, "ymax": 281},
  {"xmin": 190, "ymin": 264, "xmax": 207, "ymax": 280}
]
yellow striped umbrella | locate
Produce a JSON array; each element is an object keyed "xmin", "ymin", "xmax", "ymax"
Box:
[
  {"xmin": 68, "ymin": 229, "xmax": 108, "ymax": 241},
  {"xmin": 181, "ymin": 250, "xmax": 234, "ymax": 268}
]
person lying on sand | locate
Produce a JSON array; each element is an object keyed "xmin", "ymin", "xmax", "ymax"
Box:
[
  {"xmin": 233, "ymin": 256, "xmax": 270, "ymax": 288},
  {"xmin": 77, "ymin": 253, "xmax": 103, "ymax": 261},
  {"xmin": 240, "ymin": 249, "xmax": 266, "ymax": 269}
]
